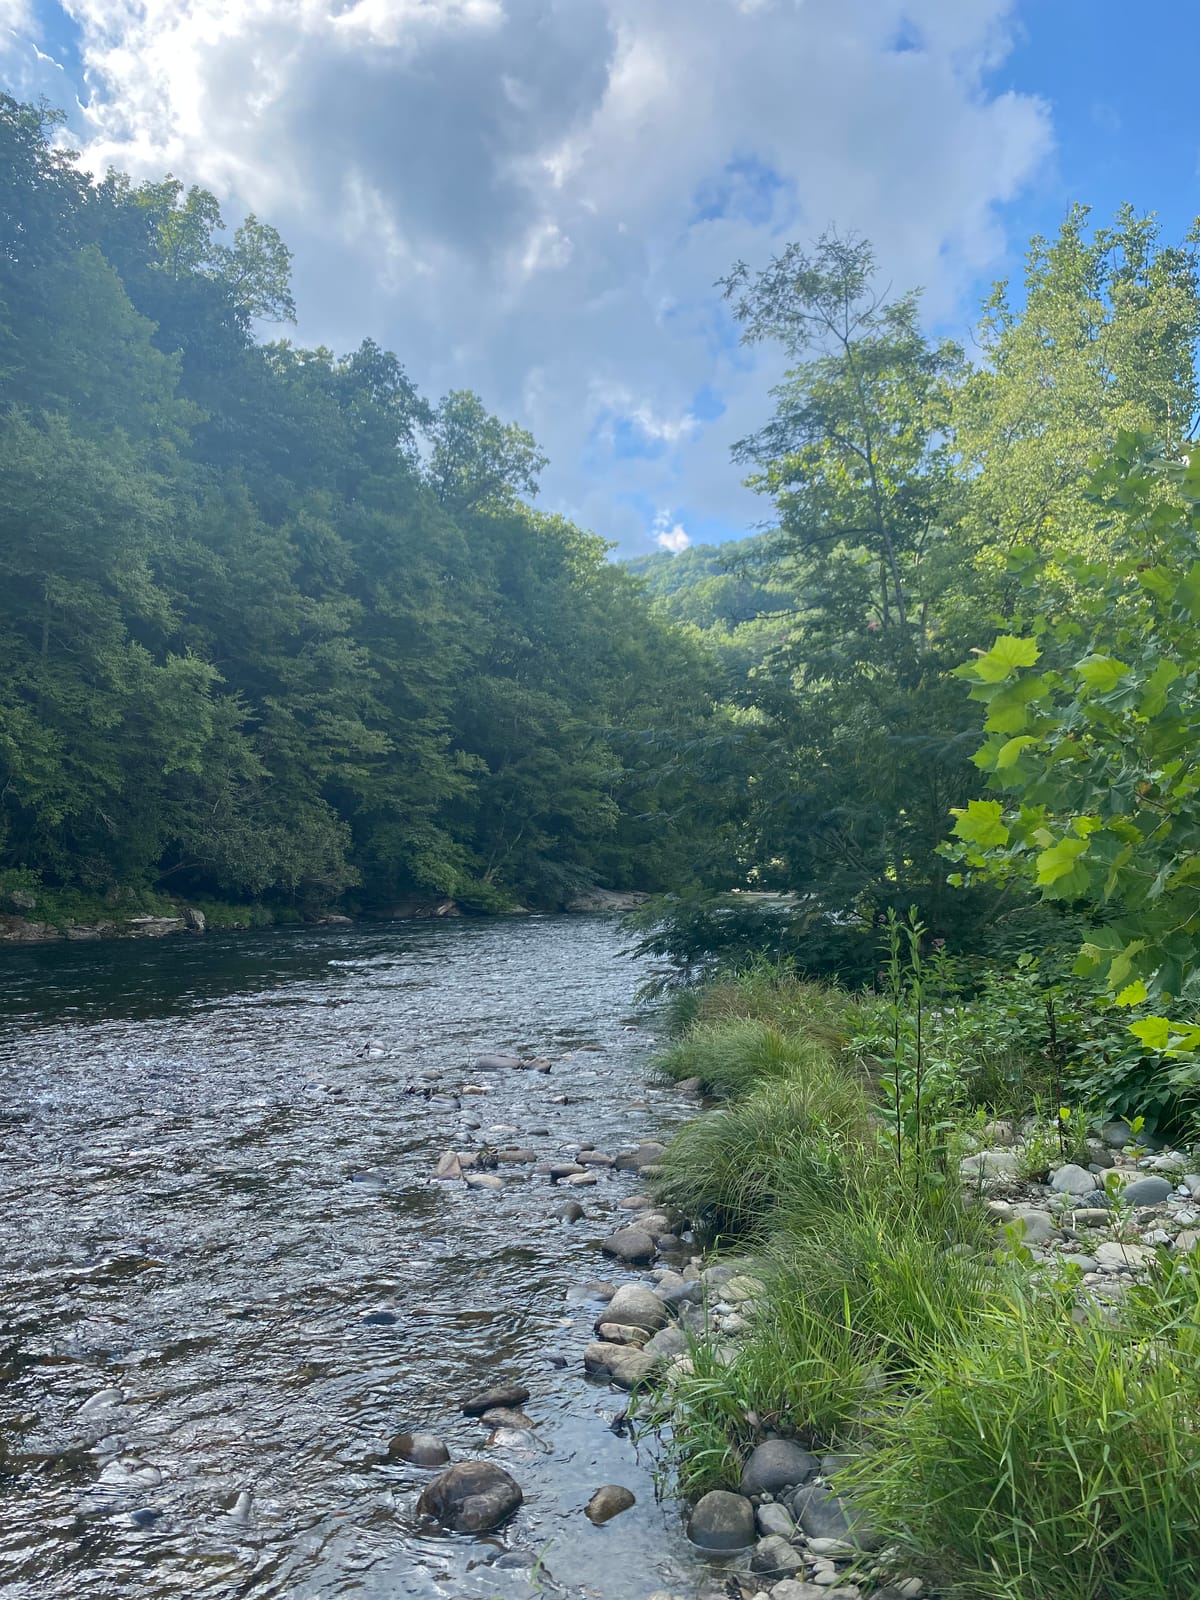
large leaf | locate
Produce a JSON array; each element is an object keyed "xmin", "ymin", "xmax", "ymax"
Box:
[{"xmin": 969, "ymin": 635, "xmax": 1042, "ymax": 683}]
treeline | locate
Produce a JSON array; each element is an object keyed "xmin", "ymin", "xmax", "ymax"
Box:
[
  {"xmin": 0, "ymin": 96, "xmax": 740, "ymax": 917},
  {"xmin": 631, "ymin": 213, "xmax": 1200, "ymax": 983}
]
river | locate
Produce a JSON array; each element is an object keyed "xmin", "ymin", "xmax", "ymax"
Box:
[{"xmin": 0, "ymin": 915, "xmax": 712, "ymax": 1600}]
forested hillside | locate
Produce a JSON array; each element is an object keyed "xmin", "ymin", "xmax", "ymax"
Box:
[{"xmin": 0, "ymin": 97, "xmax": 739, "ymax": 919}]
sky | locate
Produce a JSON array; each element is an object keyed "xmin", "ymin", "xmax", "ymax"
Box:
[{"xmin": 2, "ymin": 0, "xmax": 1199, "ymax": 557}]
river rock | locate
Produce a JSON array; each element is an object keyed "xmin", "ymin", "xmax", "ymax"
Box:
[
  {"xmin": 417, "ymin": 1461, "xmax": 522, "ymax": 1532},
  {"xmin": 740, "ymin": 1439, "xmax": 819, "ymax": 1497},
  {"xmin": 461, "ymin": 1383, "xmax": 531, "ymax": 1416},
  {"xmin": 767, "ymin": 1585, "xmax": 829, "ymax": 1600},
  {"xmin": 498, "ymin": 1147, "xmax": 536, "ymax": 1163},
  {"xmin": 615, "ymin": 1142, "xmax": 667, "ymax": 1171},
  {"xmin": 595, "ymin": 1283, "xmax": 669, "ymax": 1333},
  {"xmin": 789, "ymin": 1483, "xmax": 876, "ymax": 1551},
  {"xmin": 77, "ymin": 1388, "xmax": 124, "ymax": 1417},
  {"xmin": 1100, "ymin": 1119, "xmax": 1135, "ymax": 1147},
  {"xmin": 1119, "ymin": 1175, "xmax": 1173, "ymax": 1205},
  {"xmin": 960, "ymin": 1150, "xmax": 1020, "ymax": 1180},
  {"xmin": 1095, "ymin": 1240, "xmax": 1153, "ymax": 1270},
  {"xmin": 644, "ymin": 1324, "xmax": 687, "ymax": 1359},
  {"xmin": 480, "ymin": 1407, "xmax": 536, "ymax": 1429},
  {"xmin": 597, "ymin": 1323, "xmax": 651, "ymax": 1347},
  {"xmin": 585, "ymin": 1484, "xmax": 636, "ymax": 1523},
  {"xmin": 556, "ymin": 1200, "xmax": 586, "ymax": 1223},
  {"xmin": 619, "ymin": 1194, "xmax": 654, "ymax": 1210},
  {"xmin": 577, "ymin": 1151, "xmax": 615, "ymax": 1167},
  {"xmin": 601, "ymin": 1228, "xmax": 657, "ymax": 1265},
  {"xmin": 1050, "ymin": 1163, "xmax": 1094, "ymax": 1195},
  {"xmin": 182, "ymin": 906, "xmax": 206, "ymax": 933},
  {"xmin": 689, "ymin": 1489, "xmax": 756, "ymax": 1550},
  {"xmin": 550, "ymin": 1163, "xmax": 586, "ymax": 1179},
  {"xmin": 563, "ymin": 1171, "xmax": 598, "ymax": 1187},
  {"xmin": 475, "ymin": 1055, "xmax": 522, "ymax": 1071},
  {"xmin": 1011, "ymin": 1207, "xmax": 1058, "ymax": 1244},
  {"xmin": 583, "ymin": 1342, "xmax": 659, "ymax": 1389},
  {"xmin": 434, "ymin": 1150, "xmax": 464, "ymax": 1179},
  {"xmin": 752, "ymin": 1536, "xmax": 806, "ymax": 1575},
  {"xmin": 465, "ymin": 1173, "xmax": 504, "ymax": 1191},
  {"xmin": 388, "ymin": 1431, "xmax": 450, "ymax": 1466},
  {"xmin": 757, "ymin": 1502, "xmax": 797, "ymax": 1539}
]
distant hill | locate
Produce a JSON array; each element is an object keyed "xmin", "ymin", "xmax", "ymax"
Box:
[{"xmin": 624, "ymin": 533, "xmax": 793, "ymax": 639}]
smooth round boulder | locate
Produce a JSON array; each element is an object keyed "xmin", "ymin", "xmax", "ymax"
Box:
[
  {"xmin": 556, "ymin": 1200, "xmax": 586, "ymax": 1223},
  {"xmin": 479, "ymin": 1407, "xmax": 536, "ymax": 1429},
  {"xmin": 460, "ymin": 1382, "xmax": 530, "ymax": 1416},
  {"xmin": 388, "ymin": 1431, "xmax": 450, "ymax": 1467},
  {"xmin": 1120, "ymin": 1175, "xmax": 1173, "ymax": 1206},
  {"xmin": 475, "ymin": 1055, "xmax": 522, "ymax": 1071},
  {"xmin": 1050, "ymin": 1163, "xmax": 1094, "ymax": 1195},
  {"xmin": 417, "ymin": 1460, "xmax": 522, "ymax": 1532},
  {"xmin": 593, "ymin": 1283, "xmax": 669, "ymax": 1334},
  {"xmin": 600, "ymin": 1228, "xmax": 657, "ymax": 1265},
  {"xmin": 739, "ymin": 1438, "xmax": 819, "ymax": 1497},
  {"xmin": 585, "ymin": 1484, "xmax": 636, "ymax": 1524},
  {"xmin": 689, "ymin": 1489, "xmax": 756, "ymax": 1550}
]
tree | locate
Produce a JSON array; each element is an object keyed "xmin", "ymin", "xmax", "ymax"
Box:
[{"xmin": 949, "ymin": 436, "xmax": 1200, "ymax": 1042}]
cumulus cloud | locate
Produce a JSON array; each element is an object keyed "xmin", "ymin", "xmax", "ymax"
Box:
[
  {"xmin": 654, "ymin": 511, "xmax": 692, "ymax": 554},
  {"xmin": 10, "ymin": 0, "xmax": 1053, "ymax": 552}
]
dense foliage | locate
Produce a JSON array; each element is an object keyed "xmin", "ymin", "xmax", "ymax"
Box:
[
  {"xmin": 629, "ymin": 213, "xmax": 1200, "ymax": 988},
  {"xmin": 0, "ymin": 96, "xmax": 735, "ymax": 915}
]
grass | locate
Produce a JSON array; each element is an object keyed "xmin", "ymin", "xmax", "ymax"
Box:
[{"xmin": 647, "ymin": 965, "xmax": 1200, "ymax": 1599}]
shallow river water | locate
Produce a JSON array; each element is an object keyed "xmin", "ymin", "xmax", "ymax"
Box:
[{"xmin": 0, "ymin": 915, "xmax": 711, "ymax": 1600}]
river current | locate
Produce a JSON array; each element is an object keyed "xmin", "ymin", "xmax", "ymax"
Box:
[{"xmin": 0, "ymin": 916, "xmax": 710, "ymax": 1600}]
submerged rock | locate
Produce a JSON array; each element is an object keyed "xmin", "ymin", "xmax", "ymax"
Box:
[
  {"xmin": 475, "ymin": 1055, "xmax": 522, "ymax": 1071},
  {"xmin": 417, "ymin": 1460, "xmax": 522, "ymax": 1532},
  {"xmin": 388, "ymin": 1431, "xmax": 450, "ymax": 1467},
  {"xmin": 689, "ymin": 1488, "xmax": 756, "ymax": 1550},
  {"xmin": 585, "ymin": 1484, "xmax": 636, "ymax": 1523},
  {"xmin": 461, "ymin": 1382, "xmax": 531, "ymax": 1416},
  {"xmin": 582, "ymin": 1342, "xmax": 659, "ymax": 1389}
]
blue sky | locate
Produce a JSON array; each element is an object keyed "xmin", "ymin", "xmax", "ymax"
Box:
[{"xmin": 2, "ymin": 0, "xmax": 1197, "ymax": 555}]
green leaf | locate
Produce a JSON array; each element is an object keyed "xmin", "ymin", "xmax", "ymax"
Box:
[
  {"xmin": 1075, "ymin": 655, "xmax": 1130, "ymax": 693},
  {"xmin": 980, "ymin": 675, "xmax": 1051, "ymax": 734},
  {"xmin": 950, "ymin": 799, "xmax": 1010, "ymax": 849},
  {"xmin": 995, "ymin": 735, "xmax": 1037, "ymax": 770},
  {"xmin": 1129, "ymin": 1016, "xmax": 1172, "ymax": 1051},
  {"xmin": 1114, "ymin": 979, "xmax": 1148, "ymax": 1008},
  {"xmin": 970, "ymin": 635, "xmax": 1041, "ymax": 683},
  {"xmin": 1035, "ymin": 834, "xmax": 1089, "ymax": 887}
]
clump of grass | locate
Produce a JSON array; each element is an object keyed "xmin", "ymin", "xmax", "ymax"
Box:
[
  {"xmin": 852, "ymin": 1271, "xmax": 1200, "ymax": 1600},
  {"xmin": 670, "ymin": 963, "xmax": 852, "ymax": 1041},
  {"xmin": 653, "ymin": 1067, "xmax": 870, "ymax": 1238},
  {"xmin": 655, "ymin": 1017, "xmax": 840, "ymax": 1101}
]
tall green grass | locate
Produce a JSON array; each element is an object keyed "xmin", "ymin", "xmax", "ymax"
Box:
[
  {"xmin": 852, "ymin": 1277, "xmax": 1200, "ymax": 1600},
  {"xmin": 656, "ymin": 1016, "xmax": 847, "ymax": 1100},
  {"xmin": 653, "ymin": 1070, "xmax": 870, "ymax": 1238},
  {"xmin": 650, "ymin": 971, "xmax": 1200, "ymax": 1598}
]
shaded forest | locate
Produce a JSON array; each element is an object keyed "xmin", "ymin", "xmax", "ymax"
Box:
[{"xmin": 0, "ymin": 96, "xmax": 738, "ymax": 920}]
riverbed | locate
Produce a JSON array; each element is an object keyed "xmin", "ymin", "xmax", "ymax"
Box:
[{"xmin": 0, "ymin": 915, "xmax": 708, "ymax": 1600}]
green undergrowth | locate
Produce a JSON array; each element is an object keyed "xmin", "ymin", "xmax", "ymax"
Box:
[{"xmin": 648, "ymin": 963, "xmax": 1200, "ymax": 1600}]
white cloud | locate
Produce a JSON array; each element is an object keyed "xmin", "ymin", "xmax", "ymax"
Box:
[
  {"xmin": 18, "ymin": 0, "xmax": 1053, "ymax": 552},
  {"xmin": 654, "ymin": 511, "xmax": 692, "ymax": 553}
]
